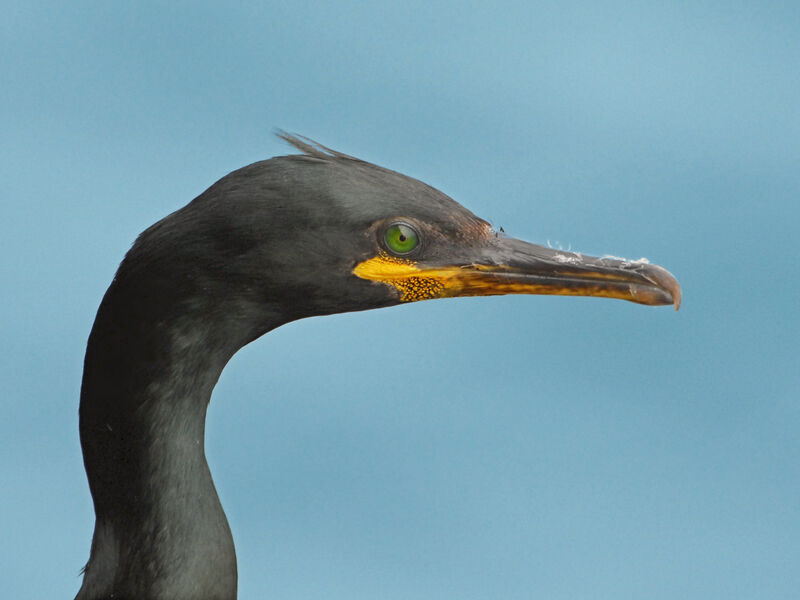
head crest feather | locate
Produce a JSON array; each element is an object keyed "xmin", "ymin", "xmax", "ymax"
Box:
[{"xmin": 275, "ymin": 130, "xmax": 359, "ymax": 162}]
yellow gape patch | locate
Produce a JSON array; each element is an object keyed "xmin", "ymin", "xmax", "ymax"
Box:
[{"xmin": 353, "ymin": 254, "xmax": 445, "ymax": 302}]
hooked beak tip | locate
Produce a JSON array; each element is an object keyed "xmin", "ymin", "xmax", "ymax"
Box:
[{"xmin": 639, "ymin": 263, "xmax": 682, "ymax": 310}]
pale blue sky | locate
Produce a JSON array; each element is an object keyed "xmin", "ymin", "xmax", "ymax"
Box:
[{"xmin": 2, "ymin": 2, "xmax": 799, "ymax": 598}]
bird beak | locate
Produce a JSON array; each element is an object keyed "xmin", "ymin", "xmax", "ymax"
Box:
[{"xmin": 353, "ymin": 236, "xmax": 681, "ymax": 310}]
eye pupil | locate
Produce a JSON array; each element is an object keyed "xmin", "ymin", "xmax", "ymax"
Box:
[{"xmin": 384, "ymin": 222, "xmax": 419, "ymax": 255}]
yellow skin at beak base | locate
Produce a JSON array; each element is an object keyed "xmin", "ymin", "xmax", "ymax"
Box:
[{"xmin": 353, "ymin": 255, "xmax": 446, "ymax": 302}]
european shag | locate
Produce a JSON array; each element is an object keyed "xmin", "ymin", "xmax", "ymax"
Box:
[{"xmin": 75, "ymin": 133, "xmax": 681, "ymax": 600}]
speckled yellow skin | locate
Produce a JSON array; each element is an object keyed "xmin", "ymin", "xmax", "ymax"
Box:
[{"xmin": 352, "ymin": 254, "xmax": 445, "ymax": 301}]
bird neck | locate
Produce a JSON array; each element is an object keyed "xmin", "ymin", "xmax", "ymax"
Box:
[{"xmin": 75, "ymin": 280, "xmax": 266, "ymax": 600}]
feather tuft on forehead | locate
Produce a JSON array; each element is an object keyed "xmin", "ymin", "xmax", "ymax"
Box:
[{"xmin": 275, "ymin": 130, "xmax": 360, "ymax": 162}]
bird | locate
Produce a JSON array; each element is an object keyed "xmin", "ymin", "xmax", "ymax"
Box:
[{"xmin": 75, "ymin": 132, "xmax": 681, "ymax": 600}]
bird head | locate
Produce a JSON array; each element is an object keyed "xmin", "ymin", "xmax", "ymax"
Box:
[{"xmin": 124, "ymin": 133, "xmax": 679, "ymax": 346}]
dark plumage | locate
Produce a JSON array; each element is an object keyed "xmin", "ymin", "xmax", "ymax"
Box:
[{"xmin": 75, "ymin": 134, "xmax": 679, "ymax": 599}]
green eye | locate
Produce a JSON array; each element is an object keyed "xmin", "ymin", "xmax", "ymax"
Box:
[{"xmin": 384, "ymin": 222, "xmax": 419, "ymax": 255}]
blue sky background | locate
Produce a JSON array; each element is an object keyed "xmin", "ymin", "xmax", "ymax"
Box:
[{"xmin": 2, "ymin": 2, "xmax": 798, "ymax": 598}]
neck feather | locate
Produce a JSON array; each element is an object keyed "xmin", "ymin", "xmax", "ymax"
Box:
[{"xmin": 75, "ymin": 279, "xmax": 266, "ymax": 600}]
